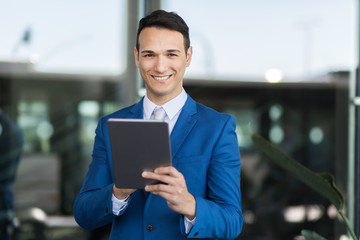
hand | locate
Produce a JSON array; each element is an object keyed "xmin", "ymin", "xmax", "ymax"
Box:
[
  {"xmin": 112, "ymin": 185, "xmax": 136, "ymax": 200},
  {"xmin": 142, "ymin": 166, "xmax": 196, "ymax": 220}
]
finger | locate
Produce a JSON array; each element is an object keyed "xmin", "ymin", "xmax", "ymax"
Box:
[
  {"xmin": 145, "ymin": 187, "xmax": 177, "ymax": 205},
  {"xmin": 145, "ymin": 183, "xmax": 173, "ymax": 193},
  {"xmin": 154, "ymin": 168, "xmax": 187, "ymax": 189},
  {"xmin": 151, "ymin": 191, "xmax": 174, "ymax": 203},
  {"xmin": 154, "ymin": 166, "xmax": 182, "ymax": 178},
  {"xmin": 142, "ymin": 171, "xmax": 175, "ymax": 185},
  {"xmin": 147, "ymin": 190, "xmax": 171, "ymax": 202}
]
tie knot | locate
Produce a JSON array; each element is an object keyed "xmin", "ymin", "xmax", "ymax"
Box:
[{"xmin": 153, "ymin": 107, "xmax": 166, "ymax": 121}]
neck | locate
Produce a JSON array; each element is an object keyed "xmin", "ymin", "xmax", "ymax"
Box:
[{"xmin": 147, "ymin": 89, "xmax": 183, "ymax": 106}]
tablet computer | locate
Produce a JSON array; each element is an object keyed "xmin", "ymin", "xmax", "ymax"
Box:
[{"xmin": 107, "ymin": 118, "xmax": 172, "ymax": 189}]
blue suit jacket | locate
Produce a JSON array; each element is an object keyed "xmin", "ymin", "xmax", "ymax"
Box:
[{"xmin": 73, "ymin": 95, "xmax": 243, "ymax": 239}]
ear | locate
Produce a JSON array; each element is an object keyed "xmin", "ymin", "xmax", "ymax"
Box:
[
  {"xmin": 134, "ymin": 47, "xmax": 139, "ymax": 67},
  {"xmin": 186, "ymin": 46, "xmax": 193, "ymax": 67}
]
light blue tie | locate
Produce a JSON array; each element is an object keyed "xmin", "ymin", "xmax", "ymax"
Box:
[{"xmin": 152, "ymin": 107, "xmax": 166, "ymax": 121}]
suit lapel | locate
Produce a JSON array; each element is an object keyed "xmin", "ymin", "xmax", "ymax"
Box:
[
  {"xmin": 128, "ymin": 98, "xmax": 144, "ymax": 119},
  {"xmin": 170, "ymin": 96, "xmax": 198, "ymax": 159}
]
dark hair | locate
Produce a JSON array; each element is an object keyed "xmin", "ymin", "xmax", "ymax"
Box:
[{"xmin": 136, "ymin": 10, "xmax": 190, "ymax": 52}]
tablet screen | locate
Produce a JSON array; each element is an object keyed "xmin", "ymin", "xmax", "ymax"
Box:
[{"xmin": 107, "ymin": 118, "xmax": 172, "ymax": 189}]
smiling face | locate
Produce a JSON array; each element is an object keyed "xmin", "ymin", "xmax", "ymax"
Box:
[{"xmin": 134, "ymin": 27, "xmax": 192, "ymax": 105}]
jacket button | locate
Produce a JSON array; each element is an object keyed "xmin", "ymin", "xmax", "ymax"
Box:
[
  {"xmin": 146, "ymin": 225, "xmax": 153, "ymax": 231},
  {"xmin": 105, "ymin": 207, "xmax": 108, "ymax": 213}
]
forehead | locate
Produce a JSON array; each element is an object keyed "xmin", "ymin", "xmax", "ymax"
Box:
[{"xmin": 138, "ymin": 27, "xmax": 185, "ymax": 51}]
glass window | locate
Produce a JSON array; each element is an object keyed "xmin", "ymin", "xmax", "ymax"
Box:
[
  {"xmin": 0, "ymin": 1, "xmax": 355, "ymax": 239},
  {"xmin": 162, "ymin": 0, "xmax": 355, "ymax": 81},
  {"xmin": 0, "ymin": 0, "xmax": 127, "ymax": 74}
]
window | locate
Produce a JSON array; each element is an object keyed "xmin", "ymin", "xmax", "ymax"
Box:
[
  {"xmin": 162, "ymin": 0, "xmax": 355, "ymax": 81},
  {"xmin": 0, "ymin": 0, "xmax": 127, "ymax": 74}
]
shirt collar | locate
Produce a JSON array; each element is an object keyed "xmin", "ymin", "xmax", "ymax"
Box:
[{"xmin": 143, "ymin": 89, "xmax": 188, "ymax": 120}]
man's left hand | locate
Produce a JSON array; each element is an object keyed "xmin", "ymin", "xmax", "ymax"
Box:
[{"xmin": 142, "ymin": 166, "xmax": 196, "ymax": 220}]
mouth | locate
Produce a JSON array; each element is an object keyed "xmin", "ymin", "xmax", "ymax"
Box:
[{"xmin": 152, "ymin": 75, "xmax": 172, "ymax": 82}]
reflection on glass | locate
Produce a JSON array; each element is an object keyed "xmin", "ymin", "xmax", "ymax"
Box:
[
  {"xmin": 0, "ymin": 0, "xmax": 352, "ymax": 239},
  {"xmin": 327, "ymin": 204, "xmax": 338, "ymax": 219},
  {"xmin": 269, "ymin": 104, "xmax": 284, "ymax": 121},
  {"xmin": 283, "ymin": 205, "xmax": 306, "ymax": 223},
  {"xmin": 243, "ymin": 210, "xmax": 256, "ymax": 224},
  {"xmin": 225, "ymin": 109, "xmax": 258, "ymax": 149},
  {"xmin": 36, "ymin": 121, "xmax": 54, "ymax": 140},
  {"xmin": 78, "ymin": 101, "xmax": 100, "ymax": 117},
  {"xmin": 340, "ymin": 234, "xmax": 350, "ymax": 240},
  {"xmin": 264, "ymin": 68, "xmax": 283, "ymax": 83},
  {"xmin": 283, "ymin": 205, "xmax": 324, "ymax": 223},
  {"xmin": 36, "ymin": 120, "xmax": 54, "ymax": 153},
  {"xmin": 269, "ymin": 125, "xmax": 284, "ymax": 144},
  {"xmin": 309, "ymin": 126, "xmax": 324, "ymax": 144},
  {"xmin": 103, "ymin": 102, "xmax": 120, "ymax": 116},
  {"xmin": 307, "ymin": 205, "xmax": 324, "ymax": 221},
  {"xmin": 78, "ymin": 101, "xmax": 100, "ymax": 144},
  {"xmin": 17, "ymin": 100, "xmax": 49, "ymax": 153}
]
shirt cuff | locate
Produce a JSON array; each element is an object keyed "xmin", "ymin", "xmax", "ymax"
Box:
[
  {"xmin": 184, "ymin": 216, "xmax": 196, "ymax": 234},
  {"xmin": 111, "ymin": 194, "xmax": 130, "ymax": 216}
]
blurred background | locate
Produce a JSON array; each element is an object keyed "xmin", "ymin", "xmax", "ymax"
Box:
[{"xmin": 0, "ymin": 0, "xmax": 359, "ymax": 239}]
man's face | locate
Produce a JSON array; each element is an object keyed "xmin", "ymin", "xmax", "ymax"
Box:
[{"xmin": 134, "ymin": 27, "xmax": 192, "ymax": 105}]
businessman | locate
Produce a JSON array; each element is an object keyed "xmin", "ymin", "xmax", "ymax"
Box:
[
  {"xmin": 74, "ymin": 10, "xmax": 243, "ymax": 239},
  {"xmin": 0, "ymin": 109, "xmax": 23, "ymax": 240}
]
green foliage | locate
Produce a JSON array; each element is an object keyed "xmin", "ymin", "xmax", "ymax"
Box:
[
  {"xmin": 301, "ymin": 230, "xmax": 327, "ymax": 240},
  {"xmin": 251, "ymin": 133, "xmax": 357, "ymax": 240}
]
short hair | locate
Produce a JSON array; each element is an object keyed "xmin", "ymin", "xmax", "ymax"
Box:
[{"xmin": 136, "ymin": 10, "xmax": 190, "ymax": 53}]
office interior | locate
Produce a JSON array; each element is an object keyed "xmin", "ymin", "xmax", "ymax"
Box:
[{"xmin": 0, "ymin": 0, "xmax": 359, "ymax": 239}]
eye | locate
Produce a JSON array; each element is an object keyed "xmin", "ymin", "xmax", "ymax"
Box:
[
  {"xmin": 143, "ymin": 53, "xmax": 154, "ymax": 57},
  {"xmin": 168, "ymin": 53, "xmax": 178, "ymax": 57}
]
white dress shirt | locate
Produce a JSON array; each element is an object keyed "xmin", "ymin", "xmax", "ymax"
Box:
[
  {"xmin": 111, "ymin": 89, "xmax": 196, "ymax": 233},
  {"xmin": 143, "ymin": 88, "xmax": 187, "ymax": 133}
]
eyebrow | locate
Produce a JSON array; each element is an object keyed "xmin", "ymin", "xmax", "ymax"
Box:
[
  {"xmin": 140, "ymin": 50, "xmax": 154, "ymax": 54},
  {"xmin": 140, "ymin": 49, "xmax": 181, "ymax": 54},
  {"xmin": 166, "ymin": 49, "xmax": 181, "ymax": 53}
]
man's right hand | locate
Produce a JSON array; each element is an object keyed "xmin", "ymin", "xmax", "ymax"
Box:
[{"xmin": 112, "ymin": 185, "xmax": 136, "ymax": 200}]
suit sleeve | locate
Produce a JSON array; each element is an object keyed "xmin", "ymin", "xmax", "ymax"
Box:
[
  {"xmin": 183, "ymin": 115, "xmax": 243, "ymax": 239},
  {"xmin": 73, "ymin": 117, "xmax": 117, "ymax": 230}
]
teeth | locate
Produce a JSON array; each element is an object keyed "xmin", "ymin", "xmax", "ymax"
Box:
[{"xmin": 154, "ymin": 76, "xmax": 169, "ymax": 80}]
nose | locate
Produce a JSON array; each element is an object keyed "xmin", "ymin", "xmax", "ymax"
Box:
[{"xmin": 154, "ymin": 56, "xmax": 167, "ymax": 73}]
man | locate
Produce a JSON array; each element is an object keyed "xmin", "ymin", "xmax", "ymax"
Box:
[
  {"xmin": 73, "ymin": 10, "xmax": 243, "ymax": 239},
  {"xmin": 0, "ymin": 109, "xmax": 23, "ymax": 240}
]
